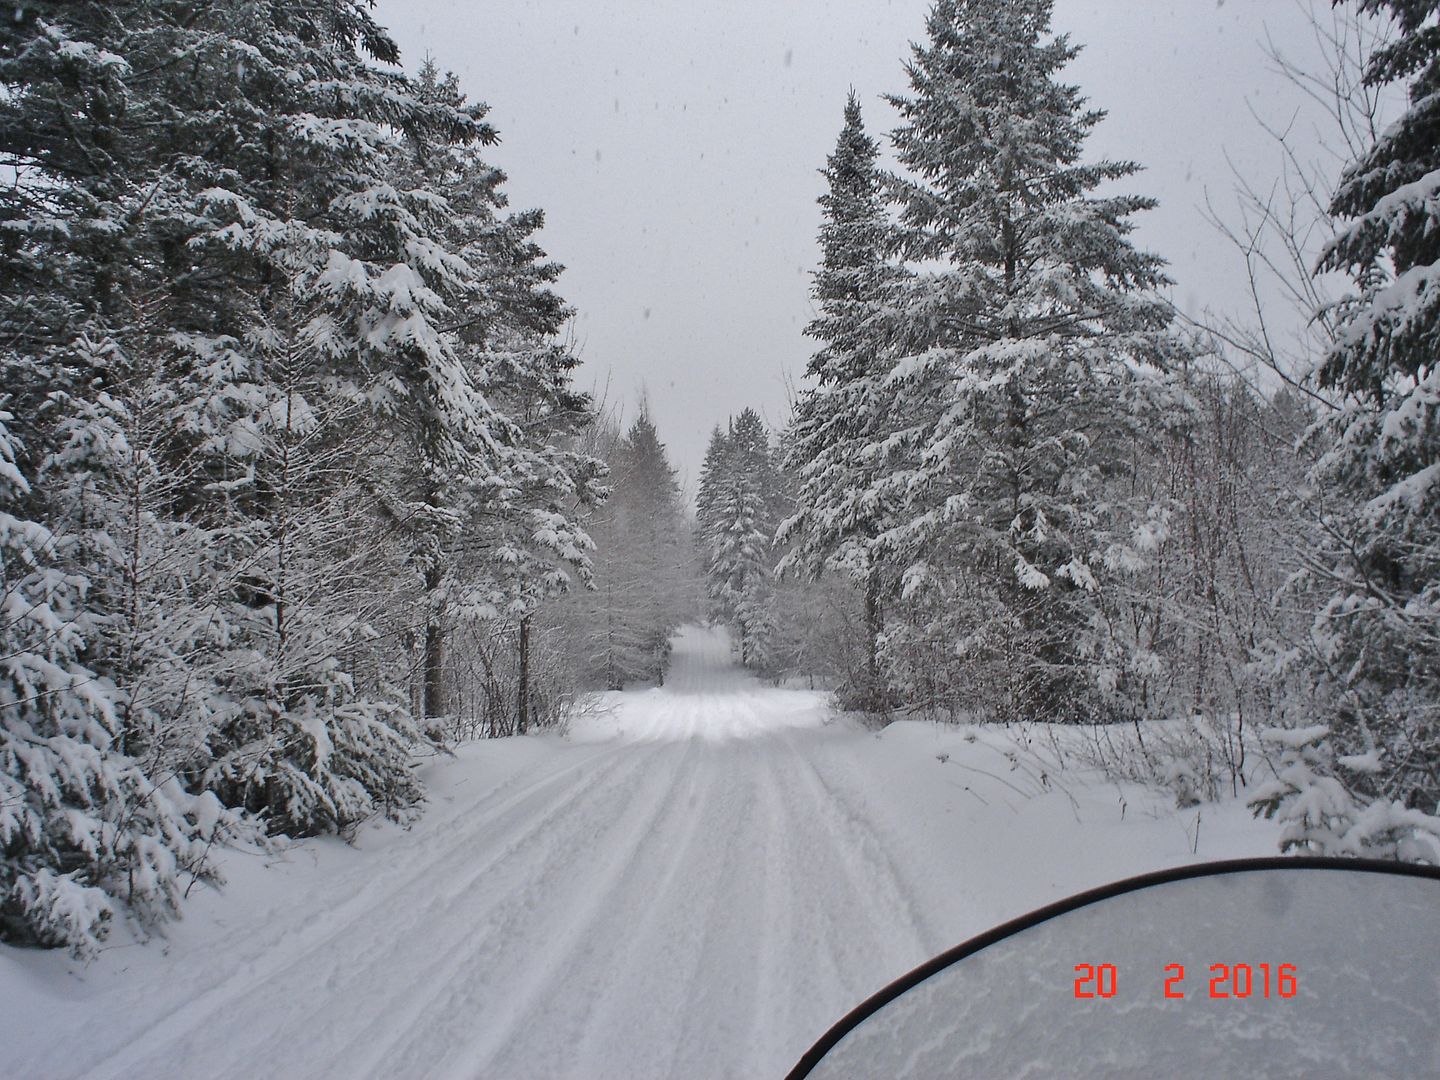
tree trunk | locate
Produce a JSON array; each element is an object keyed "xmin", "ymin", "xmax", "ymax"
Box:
[
  {"xmin": 606, "ymin": 583, "xmax": 620, "ymax": 690},
  {"xmin": 422, "ymin": 566, "xmax": 446, "ymax": 724},
  {"xmin": 865, "ymin": 567, "xmax": 883, "ymax": 705},
  {"xmin": 517, "ymin": 613, "xmax": 531, "ymax": 735}
]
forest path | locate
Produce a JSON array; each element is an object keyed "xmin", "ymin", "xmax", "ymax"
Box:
[{"xmin": 2, "ymin": 626, "xmax": 1275, "ymax": 1079}]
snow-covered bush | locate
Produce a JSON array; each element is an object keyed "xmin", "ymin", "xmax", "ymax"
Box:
[
  {"xmin": 1249, "ymin": 724, "xmax": 1360, "ymax": 854},
  {"xmin": 1250, "ymin": 724, "xmax": 1440, "ymax": 864}
]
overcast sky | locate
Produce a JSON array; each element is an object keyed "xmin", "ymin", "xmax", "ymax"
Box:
[{"xmin": 372, "ymin": 0, "xmax": 1367, "ymax": 497}]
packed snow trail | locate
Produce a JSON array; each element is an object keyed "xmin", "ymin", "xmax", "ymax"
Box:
[{"xmin": 1, "ymin": 626, "xmax": 1277, "ymax": 1079}]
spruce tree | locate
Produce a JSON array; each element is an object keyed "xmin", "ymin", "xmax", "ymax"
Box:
[
  {"xmin": 1302, "ymin": 0, "xmax": 1440, "ymax": 844},
  {"xmin": 699, "ymin": 409, "xmax": 784, "ymax": 668},
  {"xmin": 570, "ymin": 409, "xmax": 688, "ymax": 689},
  {"xmin": 400, "ymin": 60, "xmax": 603, "ymax": 728},
  {"xmin": 696, "ymin": 425, "xmax": 732, "ymax": 557},
  {"xmin": 865, "ymin": 0, "xmax": 1180, "ymax": 722},
  {"xmin": 780, "ymin": 92, "xmax": 900, "ymax": 707}
]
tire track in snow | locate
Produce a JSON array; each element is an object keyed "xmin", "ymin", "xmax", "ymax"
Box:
[
  {"xmin": 419, "ymin": 738, "xmax": 635, "ymax": 838},
  {"xmin": 77, "ymin": 741, "xmax": 646, "ymax": 1080},
  {"xmin": 657, "ymin": 741, "xmax": 768, "ymax": 1079},
  {"xmin": 770, "ymin": 731, "xmax": 938, "ymax": 1032},
  {"xmin": 787, "ymin": 731, "xmax": 940, "ymax": 961},
  {"xmin": 188, "ymin": 740, "xmax": 632, "ymax": 981},
  {"xmin": 330, "ymin": 740, "xmax": 686, "ymax": 1075},
  {"xmin": 559, "ymin": 737, "xmax": 731, "ymax": 1077},
  {"xmin": 419, "ymin": 737, "xmax": 710, "ymax": 1079},
  {"xmin": 746, "ymin": 734, "xmax": 905, "ymax": 1076},
  {"xmin": 745, "ymin": 740, "xmax": 795, "ymax": 1075},
  {"xmin": 768, "ymin": 739, "xmax": 885, "ymax": 1022},
  {"xmin": 304, "ymin": 740, "xmax": 690, "ymax": 1079}
]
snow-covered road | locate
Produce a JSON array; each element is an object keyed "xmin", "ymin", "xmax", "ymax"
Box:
[{"xmin": 2, "ymin": 625, "xmax": 1277, "ymax": 1079}]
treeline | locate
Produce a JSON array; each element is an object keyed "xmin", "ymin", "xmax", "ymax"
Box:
[
  {"xmin": 691, "ymin": 407, "xmax": 864, "ymax": 689},
  {"xmin": 779, "ymin": 0, "xmax": 1439, "ymax": 862},
  {"xmin": 558, "ymin": 407, "xmax": 696, "ymax": 691},
  {"xmin": 0, "ymin": 4, "xmax": 605, "ymax": 953}
]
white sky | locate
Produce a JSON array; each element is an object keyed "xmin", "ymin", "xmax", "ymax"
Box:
[{"xmin": 372, "ymin": 0, "xmax": 1370, "ymax": 496}]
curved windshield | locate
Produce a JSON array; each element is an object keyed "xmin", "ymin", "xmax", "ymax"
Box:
[{"xmin": 790, "ymin": 858, "xmax": 1440, "ymax": 1080}]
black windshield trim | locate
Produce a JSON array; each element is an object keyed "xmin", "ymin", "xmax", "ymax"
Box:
[{"xmin": 785, "ymin": 855, "xmax": 1440, "ymax": 1080}]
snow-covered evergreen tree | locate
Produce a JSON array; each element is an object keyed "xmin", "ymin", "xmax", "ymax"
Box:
[
  {"xmin": 34, "ymin": 331, "xmax": 234, "ymax": 785},
  {"xmin": 862, "ymin": 0, "xmax": 1182, "ymax": 722},
  {"xmin": 696, "ymin": 425, "xmax": 733, "ymax": 554},
  {"xmin": 117, "ymin": 2, "xmax": 513, "ymax": 835},
  {"xmin": 395, "ymin": 59, "xmax": 603, "ymax": 730},
  {"xmin": 698, "ymin": 409, "xmax": 784, "ymax": 669},
  {"xmin": 565, "ymin": 408, "xmax": 690, "ymax": 689},
  {"xmin": 1, "ymin": 407, "xmax": 241, "ymax": 955},
  {"xmin": 780, "ymin": 92, "xmax": 902, "ymax": 707},
  {"xmin": 1250, "ymin": 722, "xmax": 1440, "ymax": 863},
  {"xmin": 782, "ymin": 93, "xmax": 897, "ymax": 578},
  {"xmin": 1298, "ymin": 0, "xmax": 1440, "ymax": 850},
  {"xmin": 1, "ymin": 0, "xmax": 607, "ymax": 919}
]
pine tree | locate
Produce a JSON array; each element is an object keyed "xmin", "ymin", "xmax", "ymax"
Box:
[
  {"xmin": 399, "ymin": 59, "xmax": 603, "ymax": 731},
  {"xmin": 780, "ymin": 92, "xmax": 901, "ymax": 707},
  {"xmin": 1303, "ymin": 0, "xmax": 1440, "ymax": 840},
  {"xmin": 863, "ymin": 0, "xmax": 1181, "ymax": 722}
]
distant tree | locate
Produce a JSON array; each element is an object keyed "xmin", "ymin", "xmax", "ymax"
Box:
[
  {"xmin": 695, "ymin": 425, "xmax": 732, "ymax": 557},
  {"xmin": 698, "ymin": 409, "xmax": 784, "ymax": 669},
  {"xmin": 568, "ymin": 408, "xmax": 690, "ymax": 689}
]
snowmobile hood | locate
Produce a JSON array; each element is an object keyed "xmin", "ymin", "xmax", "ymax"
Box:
[{"xmin": 788, "ymin": 856, "xmax": 1440, "ymax": 1079}]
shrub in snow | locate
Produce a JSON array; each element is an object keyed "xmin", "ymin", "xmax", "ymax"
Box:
[
  {"xmin": 1165, "ymin": 760, "xmax": 1204, "ymax": 810},
  {"xmin": 1342, "ymin": 797, "xmax": 1440, "ymax": 864},
  {"xmin": 1250, "ymin": 724, "xmax": 1440, "ymax": 864},
  {"xmin": 204, "ymin": 683, "xmax": 425, "ymax": 839},
  {"xmin": 1250, "ymin": 725, "xmax": 1360, "ymax": 855}
]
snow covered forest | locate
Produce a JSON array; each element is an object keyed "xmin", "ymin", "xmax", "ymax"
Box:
[{"xmin": 2, "ymin": 0, "xmax": 1439, "ymax": 1033}]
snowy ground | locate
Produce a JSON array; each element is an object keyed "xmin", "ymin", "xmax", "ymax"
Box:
[{"xmin": 1, "ymin": 625, "xmax": 1280, "ymax": 1079}]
